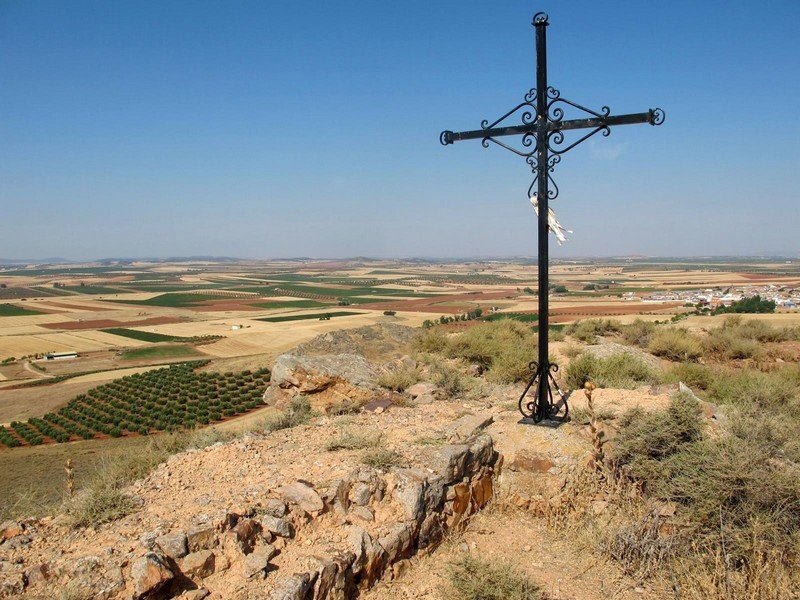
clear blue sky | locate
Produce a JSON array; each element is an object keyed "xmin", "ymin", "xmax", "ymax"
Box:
[{"xmin": 1, "ymin": 0, "xmax": 798, "ymax": 260}]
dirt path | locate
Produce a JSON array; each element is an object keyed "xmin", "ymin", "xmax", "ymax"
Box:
[{"xmin": 22, "ymin": 360, "xmax": 53, "ymax": 379}]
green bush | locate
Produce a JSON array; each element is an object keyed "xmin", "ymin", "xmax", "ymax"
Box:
[
  {"xmin": 647, "ymin": 328, "xmax": 704, "ymax": 362},
  {"xmin": 565, "ymin": 318, "xmax": 622, "ymax": 343},
  {"xmin": 619, "ymin": 319, "xmax": 657, "ymax": 347},
  {"xmin": 662, "ymin": 362, "xmax": 715, "ymax": 391},
  {"xmin": 414, "ymin": 328, "xmax": 449, "ymax": 353},
  {"xmin": 565, "ymin": 352, "xmax": 658, "ymax": 390}
]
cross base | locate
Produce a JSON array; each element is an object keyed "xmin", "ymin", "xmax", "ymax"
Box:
[{"xmin": 518, "ymin": 361, "xmax": 570, "ymax": 424}]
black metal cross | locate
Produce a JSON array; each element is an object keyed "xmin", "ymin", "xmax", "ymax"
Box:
[{"xmin": 440, "ymin": 12, "xmax": 664, "ymax": 424}]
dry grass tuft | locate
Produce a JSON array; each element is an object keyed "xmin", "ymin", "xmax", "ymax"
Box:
[
  {"xmin": 261, "ymin": 396, "xmax": 313, "ymax": 431},
  {"xmin": 325, "ymin": 426, "xmax": 381, "ymax": 451},
  {"xmin": 443, "ymin": 555, "xmax": 542, "ymax": 600},
  {"xmin": 377, "ymin": 364, "xmax": 422, "ymax": 392},
  {"xmin": 647, "ymin": 328, "xmax": 704, "ymax": 361},
  {"xmin": 565, "ymin": 351, "xmax": 659, "ymax": 390},
  {"xmin": 361, "ymin": 447, "xmax": 405, "ymax": 470}
]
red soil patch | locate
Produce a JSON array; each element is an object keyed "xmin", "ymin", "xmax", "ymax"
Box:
[{"xmin": 40, "ymin": 316, "xmax": 184, "ymax": 331}]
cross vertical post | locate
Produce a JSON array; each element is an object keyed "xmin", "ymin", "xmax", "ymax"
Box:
[
  {"xmin": 534, "ymin": 14, "xmax": 550, "ymax": 422},
  {"xmin": 439, "ymin": 12, "xmax": 664, "ymax": 425}
]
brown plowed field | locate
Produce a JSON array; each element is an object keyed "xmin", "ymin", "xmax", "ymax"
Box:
[{"xmin": 40, "ymin": 316, "xmax": 184, "ymax": 330}]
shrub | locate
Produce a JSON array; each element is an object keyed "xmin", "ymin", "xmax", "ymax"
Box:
[
  {"xmin": 611, "ymin": 391, "xmax": 704, "ymax": 482},
  {"xmin": 565, "ymin": 319, "xmax": 622, "ymax": 343},
  {"xmin": 414, "ymin": 328, "xmax": 448, "ymax": 353},
  {"xmin": 703, "ymin": 328, "xmax": 761, "ymax": 360},
  {"xmin": 565, "ymin": 352, "xmax": 658, "ymax": 390},
  {"xmin": 429, "ymin": 361, "xmax": 474, "ymax": 398},
  {"xmin": 647, "ymin": 328, "xmax": 703, "ymax": 361},
  {"xmin": 561, "ymin": 343, "xmax": 584, "ymax": 359},
  {"xmin": 706, "ymin": 368, "xmax": 797, "ymax": 411},
  {"xmin": 619, "ymin": 319, "xmax": 657, "ymax": 347},
  {"xmin": 662, "ymin": 362, "xmax": 715, "ymax": 391},
  {"xmin": 443, "ymin": 556, "xmax": 541, "ymax": 600}
]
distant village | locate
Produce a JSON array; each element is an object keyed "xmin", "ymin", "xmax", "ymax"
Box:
[{"xmin": 636, "ymin": 284, "xmax": 799, "ymax": 310}]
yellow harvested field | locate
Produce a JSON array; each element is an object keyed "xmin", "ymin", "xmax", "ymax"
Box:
[
  {"xmin": 0, "ymin": 314, "xmax": 76, "ymax": 327},
  {"xmin": 198, "ymin": 312, "xmax": 428, "ymax": 358},
  {"xmin": 0, "ymin": 330, "xmax": 147, "ymax": 359},
  {"xmin": 682, "ymin": 313, "xmax": 800, "ymax": 329},
  {"xmin": 68, "ymin": 364, "xmax": 167, "ymax": 384}
]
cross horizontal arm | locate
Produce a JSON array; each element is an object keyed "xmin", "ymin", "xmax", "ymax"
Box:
[{"xmin": 440, "ymin": 108, "xmax": 663, "ymax": 145}]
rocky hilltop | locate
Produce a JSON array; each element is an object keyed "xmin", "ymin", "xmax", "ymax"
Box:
[{"xmin": 0, "ymin": 323, "xmax": 715, "ymax": 599}]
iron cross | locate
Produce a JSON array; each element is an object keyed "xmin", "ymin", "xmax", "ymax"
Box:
[{"xmin": 439, "ymin": 12, "xmax": 664, "ymax": 424}]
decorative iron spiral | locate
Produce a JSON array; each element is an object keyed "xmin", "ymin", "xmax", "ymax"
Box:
[{"xmin": 650, "ymin": 107, "xmax": 666, "ymax": 125}]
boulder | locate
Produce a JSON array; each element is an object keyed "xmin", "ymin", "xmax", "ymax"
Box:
[
  {"xmin": 271, "ymin": 354, "xmax": 379, "ymax": 393},
  {"xmin": 156, "ymin": 532, "xmax": 188, "ymax": 560},
  {"xmin": 391, "ymin": 469, "xmax": 427, "ymax": 524},
  {"xmin": 429, "ymin": 444, "xmax": 469, "ymax": 484},
  {"xmin": 263, "ymin": 499, "xmax": 288, "ymax": 518},
  {"xmin": 270, "ymin": 572, "xmax": 315, "ymax": 599},
  {"xmin": 260, "ymin": 515, "xmax": 294, "ymax": 538},
  {"xmin": 187, "ymin": 525, "xmax": 217, "ymax": 553},
  {"xmin": 279, "ymin": 482, "xmax": 324, "ymax": 513},
  {"xmin": 130, "ymin": 553, "xmax": 174, "ymax": 600},
  {"xmin": 243, "ymin": 545, "xmax": 277, "ymax": 579},
  {"xmin": 180, "ymin": 550, "xmax": 215, "ymax": 579}
]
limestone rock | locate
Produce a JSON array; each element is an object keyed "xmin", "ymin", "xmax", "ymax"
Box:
[
  {"xmin": 429, "ymin": 444, "xmax": 469, "ymax": 484},
  {"xmin": 187, "ymin": 525, "xmax": 217, "ymax": 553},
  {"xmin": 181, "ymin": 550, "xmax": 215, "ymax": 579},
  {"xmin": 243, "ymin": 544, "xmax": 277, "ymax": 579},
  {"xmin": 279, "ymin": 481, "xmax": 324, "ymax": 513},
  {"xmin": 445, "ymin": 413, "xmax": 493, "ymax": 442},
  {"xmin": 271, "ymin": 354, "xmax": 379, "ymax": 392},
  {"xmin": 406, "ymin": 382, "xmax": 437, "ymax": 398},
  {"xmin": 270, "ymin": 572, "xmax": 314, "ymax": 599},
  {"xmin": 260, "ymin": 515, "xmax": 294, "ymax": 538},
  {"xmin": 263, "ymin": 499, "xmax": 288, "ymax": 518},
  {"xmin": 156, "ymin": 532, "xmax": 188, "ymax": 559},
  {"xmin": 130, "ymin": 553, "xmax": 174, "ymax": 600}
]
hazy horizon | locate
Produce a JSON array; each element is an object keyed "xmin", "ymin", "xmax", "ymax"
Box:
[{"xmin": 2, "ymin": 1, "xmax": 799, "ymax": 260}]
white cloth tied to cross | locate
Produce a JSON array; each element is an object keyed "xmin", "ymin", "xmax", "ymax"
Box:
[{"xmin": 529, "ymin": 195, "xmax": 572, "ymax": 245}]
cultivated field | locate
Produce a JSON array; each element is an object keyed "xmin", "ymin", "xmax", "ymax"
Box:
[{"xmin": 0, "ymin": 256, "xmax": 798, "ymax": 456}]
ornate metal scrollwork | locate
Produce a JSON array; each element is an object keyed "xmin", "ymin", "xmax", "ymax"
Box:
[
  {"xmin": 649, "ymin": 107, "xmax": 666, "ymax": 125},
  {"xmin": 547, "ymin": 125, "xmax": 610, "ymax": 156},
  {"xmin": 478, "ymin": 89, "xmax": 539, "ymax": 157},
  {"xmin": 518, "ymin": 360, "xmax": 568, "ymax": 423},
  {"xmin": 532, "ymin": 12, "xmax": 549, "ymax": 25}
]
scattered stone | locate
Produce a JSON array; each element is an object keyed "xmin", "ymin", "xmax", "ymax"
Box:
[
  {"xmin": 230, "ymin": 518, "xmax": 261, "ymax": 554},
  {"xmin": 23, "ymin": 562, "xmax": 49, "ymax": 584},
  {"xmin": 406, "ymin": 382, "xmax": 437, "ymax": 398},
  {"xmin": 181, "ymin": 550, "xmax": 215, "ymax": 579},
  {"xmin": 445, "ymin": 413, "xmax": 494, "ymax": 442},
  {"xmin": 270, "ymin": 572, "xmax": 314, "ymax": 599},
  {"xmin": 243, "ymin": 544, "xmax": 278, "ymax": 579},
  {"xmin": 156, "ymin": 532, "xmax": 188, "ymax": 559},
  {"xmin": 260, "ymin": 515, "xmax": 294, "ymax": 538},
  {"xmin": 279, "ymin": 481, "xmax": 324, "ymax": 513},
  {"xmin": 364, "ymin": 395, "xmax": 394, "ymax": 413},
  {"xmin": 180, "ymin": 589, "xmax": 210, "ymax": 600},
  {"xmin": 0, "ymin": 521, "xmax": 22, "ymax": 541},
  {"xmin": 263, "ymin": 499, "xmax": 288, "ymax": 518},
  {"xmin": 349, "ymin": 482, "xmax": 372, "ymax": 506},
  {"xmin": 130, "ymin": 552, "xmax": 174, "ymax": 600},
  {"xmin": 187, "ymin": 525, "xmax": 217, "ymax": 553},
  {"xmin": 350, "ymin": 506, "xmax": 375, "ymax": 522}
]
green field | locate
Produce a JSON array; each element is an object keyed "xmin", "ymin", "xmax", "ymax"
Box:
[
  {"xmin": 0, "ymin": 303, "xmax": 44, "ymax": 316},
  {"xmin": 102, "ymin": 328, "xmax": 185, "ymax": 342},
  {"xmin": 484, "ymin": 312, "xmax": 539, "ymax": 323},
  {"xmin": 249, "ymin": 299, "xmax": 331, "ymax": 309},
  {"xmin": 111, "ymin": 292, "xmax": 238, "ymax": 307},
  {"xmin": 120, "ymin": 345, "xmax": 201, "ymax": 360},
  {"xmin": 0, "ymin": 362, "xmax": 270, "ymax": 449},
  {"xmin": 257, "ymin": 311, "xmax": 363, "ymax": 323}
]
